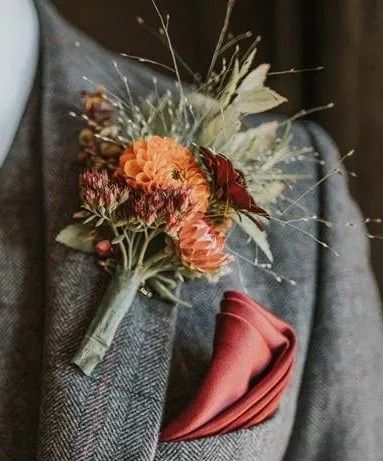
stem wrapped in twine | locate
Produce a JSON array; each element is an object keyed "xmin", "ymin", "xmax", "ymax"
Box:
[{"xmin": 72, "ymin": 268, "xmax": 144, "ymax": 376}]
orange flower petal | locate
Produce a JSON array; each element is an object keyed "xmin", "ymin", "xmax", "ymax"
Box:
[
  {"xmin": 177, "ymin": 215, "xmax": 228, "ymax": 273},
  {"xmin": 119, "ymin": 136, "xmax": 210, "ymax": 214},
  {"xmin": 124, "ymin": 160, "xmax": 142, "ymax": 178}
]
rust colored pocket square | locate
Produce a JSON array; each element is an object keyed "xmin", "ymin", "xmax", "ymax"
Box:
[{"xmin": 161, "ymin": 291, "xmax": 297, "ymax": 442}]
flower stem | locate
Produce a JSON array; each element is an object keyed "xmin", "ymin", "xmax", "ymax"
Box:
[
  {"xmin": 72, "ymin": 268, "xmax": 144, "ymax": 375},
  {"xmin": 112, "ymin": 224, "xmax": 128, "ymax": 270},
  {"xmin": 137, "ymin": 228, "xmax": 161, "ymax": 266}
]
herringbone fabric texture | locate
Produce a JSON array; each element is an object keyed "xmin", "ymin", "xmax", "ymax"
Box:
[
  {"xmin": 0, "ymin": 80, "xmax": 44, "ymax": 461},
  {"xmin": 0, "ymin": 1, "xmax": 382, "ymax": 460}
]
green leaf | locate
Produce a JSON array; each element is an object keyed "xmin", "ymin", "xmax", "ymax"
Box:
[
  {"xmin": 221, "ymin": 121, "xmax": 278, "ymax": 160},
  {"xmin": 95, "ymin": 217, "xmax": 105, "ymax": 227},
  {"xmin": 239, "ymin": 49, "xmax": 258, "ymax": 82},
  {"xmin": 219, "ymin": 49, "xmax": 257, "ymax": 109},
  {"xmin": 56, "ymin": 223, "xmax": 95, "ymax": 253},
  {"xmin": 234, "ymin": 87, "xmax": 287, "ymax": 114},
  {"xmin": 237, "ymin": 63, "xmax": 270, "ymax": 93},
  {"xmin": 156, "ymin": 274, "xmax": 178, "ymax": 290},
  {"xmin": 187, "ymin": 92, "xmax": 220, "ymax": 119},
  {"xmin": 83, "ymin": 215, "xmax": 96, "ymax": 224},
  {"xmin": 254, "ymin": 181, "xmax": 285, "ymax": 206},
  {"xmin": 198, "ymin": 106, "xmax": 241, "ymax": 150},
  {"xmin": 174, "ymin": 271, "xmax": 185, "ymax": 282},
  {"xmin": 220, "ymin": 58, "xmax": 240, "ymax": 109},
  {"xmin": 247, "ymin": 121, "xmax": 279, "ymax": 155},
  {"xmin": 148, "ymin": 279, "xmax": 191, "ymax": 307},
  {"xmin": 113, "ymin": 219, "xmax": 129, "ymax": 227},
  {"xmin": 230, "ymin": 63, "xmax": 286, "ymax": 115},
  {"xmin": 112, "ymin": 235, "xmax": 124, "ymax": 245},
  {"xmin": 233, "ymin": 214, "xmax": 273, "ymax": 262},
  {"xmin": 73, "ymin": 210, "xmax": 91, "ymax": 219}
]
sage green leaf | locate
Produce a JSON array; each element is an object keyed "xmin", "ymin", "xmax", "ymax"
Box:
[
  {"xmin": 113, "ymin": 219, "xmax": 129, "ymax": 227},
  {"xmin": 156, "ymin": 274, "xmax": 178, "ymax": 290},
  {"xmin": 222, "ymin": 122, "xmax": 278, "ymax": 162},
  {"xmin": 234, "ymin": 87, "xmax": 287, "ymax": 114},
  {"xmin": 233, "ymin": 214, "xmax": 273, "ymax": 262},
  {"xmin": 112, "ymin": 235, "xmax": 124, "ymax": 245},
  {"xmin": 56, "ymin": 223, "xmax": 95, "ymax": 253},
  {"xmin": 221, "ymin": 129, "xmax": 252, "ymax": 157},
  {"xmin": 148, "ymin": 279, "xmax": 191, "ymax": 307},
  {"xmin": 83, "ymin": 215, "xmax": 96, "ymax": 224},
  {"xmin": 187, "ymin": 92, "xmax": 220, "ymax": 119},
  {"xmin": 249, "ymin": 121, "xmax": 279, "ymax": 154},
  {"xmin": 237, "ymin": 63, "xmax": 270, "ymax": 93},
  {"xmin": 221, "ymin": 121, "xmax": 278, "ymax": 160},
  {"xmin": 199, "ymin": 106, "xmax": 241, "ymax": 149},
  {"xmin": 95, "ymin": 217, "xmax": 105, "ymax": 227},
  {"xmin": 220, "ymin": 58, "xmax": 240, "ymax": 109},
  {"xmin": 240, "ymin": 49, "xmax": 258, "ymax": 80},
  {"xmin": 220, "ymin": 49, "xmax": 257, "ymax": 109},
  {"xmin": 73, "ymin": 210, "xmax": 91, "ymax": 219},
  {"xmin": 174, "ymin": 271, "xmax": 185, "ymax": 282},
  {"xmin": 254, "ymin": 181, "xmax": 285, "ymax": 206}
]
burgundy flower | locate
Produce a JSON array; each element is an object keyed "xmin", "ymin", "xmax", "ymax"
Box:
[
  {"xmin": 80, "ymin": 169, "xmax": 129, "ymax": 210},
  {"xmin": 120, "ymin": 185, "xmax": 195, "ymax": 228},
  {"xmin": 199, "ymin": 146, "xmax": 268, "ymax": 218}
]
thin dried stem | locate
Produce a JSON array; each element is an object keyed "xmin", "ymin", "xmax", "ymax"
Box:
[
  {"xmin": 218, "ymin": 31, "xmax": 253, "ymax": 56},
  {"xmin": 206, "ymin": 0, "xmax": 237, "ymax": 83},
  {"xmin": 137, "ymin": 15, "xmax": 200, "ymax": 82},
  {"xmin": 281, "ymin": 150, "xmax": 354, "ymax": 215},
  {"xmin": 268, "ymin": 65, "xmax": 324, "ymax": 76},
  {"xmin": 150, "ymin": 0, "xmax": 183, "ymax": 95},
  {"xmin": 280, "ymin": 103, "xmax": 335, "ymax": 126},
  {"xmin": 120, "ymin": 53, "xmax": 176, "ymax": 74}
]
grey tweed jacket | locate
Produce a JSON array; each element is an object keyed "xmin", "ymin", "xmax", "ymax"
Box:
[{"xmin": 1, "ymin": 2, "xmax": 382, "ymax": 460}]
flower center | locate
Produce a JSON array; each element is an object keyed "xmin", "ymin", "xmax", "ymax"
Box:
[{"xmin": 171, "ymin": 168, "xmax": 184, "ymax": 181}]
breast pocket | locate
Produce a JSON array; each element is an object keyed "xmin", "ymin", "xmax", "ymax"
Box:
[{"xmin": 155, "ymin": 397, "xmax": 295, "ymax": 461}]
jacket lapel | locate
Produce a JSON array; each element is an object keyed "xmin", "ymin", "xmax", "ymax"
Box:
[
  {"xmin": 0, "ymin": 81, "xmax": 44, "ymax": 459},
  {"xmin": 36, "ymin": 2, "xmax": 178, "ymax": 459}
]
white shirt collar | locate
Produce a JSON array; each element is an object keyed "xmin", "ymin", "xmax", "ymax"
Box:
[{"xmin": 0, "ymin": 0, "xmax": 39, "ymax": 167}]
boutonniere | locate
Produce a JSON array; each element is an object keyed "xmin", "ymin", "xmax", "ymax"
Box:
[{"xmin": 56, "ymin": 0, "xmax": 334, "ymax": 375}]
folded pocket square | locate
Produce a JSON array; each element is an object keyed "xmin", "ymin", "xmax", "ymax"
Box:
[{"xmin": 161, "ymin": 291, "xmax": 297, "ymax": 442}]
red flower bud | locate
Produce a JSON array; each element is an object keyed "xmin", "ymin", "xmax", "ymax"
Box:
[{"xmin": 95, "ymin": 240, "xmax": 112, "ymax": 256}]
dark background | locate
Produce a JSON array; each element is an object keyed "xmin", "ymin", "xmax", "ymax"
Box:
[{"xmin": 55, "ymin": 0, "xmax": 383, "ymax": 295}]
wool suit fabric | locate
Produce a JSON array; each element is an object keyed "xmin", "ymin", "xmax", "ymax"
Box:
[{"xmin": 0, "ymin": 1, "xmax": 382, "ymax": 460}]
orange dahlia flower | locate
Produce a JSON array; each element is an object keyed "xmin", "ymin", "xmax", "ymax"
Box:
[
  {"xmin": 177, "ymin": 215, "xmax": 229, "ymax": 273},
  {"xmin": 119, "ymin": 136, "xmax": 210, "ymax": 213}
]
